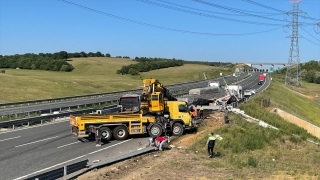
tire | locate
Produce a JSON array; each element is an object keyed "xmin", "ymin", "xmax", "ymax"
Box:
[
  {"xmin": 113, "ymin": 126, "xmax": 129, "ymax": 140},
  {"xmin": 148, "ymin": 124, "xmax": 163, "ymax": 138},
  {"xmin": 172, "ymin": 123, "xmax": 184, "ymax": 136},
  {"xmin": 101, "ymin": 127, "xmax": 112, "ymax": 141}
]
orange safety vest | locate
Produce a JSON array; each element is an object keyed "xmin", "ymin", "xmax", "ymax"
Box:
[{"xmin": 192, "ymin": 106, "xmax": 197, "ymax": 116}]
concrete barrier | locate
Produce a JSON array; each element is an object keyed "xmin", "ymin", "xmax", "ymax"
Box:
[{"xmin": 273, "ymin": 108, "xmax": 320, "ymax": 139}]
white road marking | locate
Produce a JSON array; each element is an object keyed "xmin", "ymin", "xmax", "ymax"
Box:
[
  {"xmin": 15, "ymin": 136, "xmax": 59, "ymax": 147},
  {"xmin": 0, "ymin": 136, "xmax": 21, "ymax": 142},
  {"xmin": 13, "ymin": 139, "xmax": 132, "ymax": 180},
  {"xmin": 0, "ymin": 118, "xmax": 69, "ymax": 135},
  {"xmin": 57, "ymin": 141, "xmax": 80, "ymax": 148}
]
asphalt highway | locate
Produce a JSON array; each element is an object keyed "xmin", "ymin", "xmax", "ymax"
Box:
[
  {"xmin": 0, "ymin": 72, "xmax": 268, "ymax": 180},
  {"xmin": 0, "ymin": 120, "xmax": 150, "ymax": 180}
]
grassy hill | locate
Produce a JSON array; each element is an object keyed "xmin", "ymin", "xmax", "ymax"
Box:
[{"xmin": 0, "ymin": 57, "xmax": 232, "ymax": 102}]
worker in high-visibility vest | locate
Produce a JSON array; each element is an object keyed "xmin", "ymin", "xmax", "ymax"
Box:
[
  {"xmin": 199, "ymin": 105, "xmax": 204, "ymax": 120},
  {"xmin": 206, "ymin": 132, "xmax": 216, "ymax": 158}
]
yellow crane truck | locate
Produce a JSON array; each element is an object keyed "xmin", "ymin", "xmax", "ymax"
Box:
[{"xmin": 70, "ymin": 78, "xmax": 195, "ymax": 141}]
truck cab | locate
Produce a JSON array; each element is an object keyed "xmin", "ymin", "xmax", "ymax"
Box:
[{"xmin": 118, "ymin": 94, "xmax": 141, "ymax": 113}]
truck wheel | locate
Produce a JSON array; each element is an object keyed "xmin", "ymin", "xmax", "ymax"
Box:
[
  {"xmin": 101, "ymin": 127, "xmax": 112, "ymax": 141},
  {"xmin": 172, "ymin": 123, "xmax": 184, "ymax": 136},
  {"xmin": 149, "ymin": 124, "xmax": 162, "ymax": 137},
  {"xmin": 113, "ymin": 126, "xmax": 128, "ymax": 140}
]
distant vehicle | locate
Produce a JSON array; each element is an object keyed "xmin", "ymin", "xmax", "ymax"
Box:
[
  {"xmin": 244, "ymin": 90, "xmax": 252, "ymax": 97},
  {"xmin": 258, "ymin": 74, "xmax": 265, "ymax": 85},
  {"xmin": 208, "ymin": 81, "xmax": 220, "ymax": 88},
  {"xmin": 233, "ymin": 73, "xmax": 236, "ymax": 77}
]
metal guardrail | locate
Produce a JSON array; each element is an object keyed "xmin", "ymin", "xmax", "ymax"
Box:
[
  {"xmin": 66, "ymin": 159, "xmax": 89, "ymax": 175},
  {"xmin": 68, "ymin": 147, "xmax": 155, "ymax": 180},
  {"xmin": 0, "ymin": 105, "xmax": 119, "ymax": 129},
  {"xmin": 25, "ymin": 167, "xmax": 64, "ymax": 180},
  {"xmin": 24, "ymin": 159, "xmax": 89, "ymax": 180},
  {"xmin": 22, "ymin": 146, "xmax": 154, "ymax": 180},
  {"xmin": 0, "ymin": 89, "xmax": 140, "ymax": 107}
]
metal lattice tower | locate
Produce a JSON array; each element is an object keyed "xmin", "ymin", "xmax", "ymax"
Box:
[{"xmin": 285, "ymin": 0, "xmax": 302, "ymax": 86}]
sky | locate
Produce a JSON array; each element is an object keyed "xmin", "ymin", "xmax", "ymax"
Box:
[{"xmin": 0, "ymin": 0, "xmax": 319, "ymax": 64}]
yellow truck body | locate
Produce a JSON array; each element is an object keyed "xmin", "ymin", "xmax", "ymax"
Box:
[{"xmin": 70, "ymin": 101, "xmax": 194, "ymax": 141}]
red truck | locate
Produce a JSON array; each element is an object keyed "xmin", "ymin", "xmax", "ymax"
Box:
[{"xmin": 258, "ymin": 74, "xmax": 265, "ymax": 85}]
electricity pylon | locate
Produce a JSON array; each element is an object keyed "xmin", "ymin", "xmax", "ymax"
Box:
[{"xmin": 285, "ymin": 0, "xmax": 302, "ymax": 86}]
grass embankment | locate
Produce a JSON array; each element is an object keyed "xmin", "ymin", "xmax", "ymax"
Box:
[
  {"xmin": 242, "ymin": 78, "xmax": 320, "ymax": 126},
  {"xmin": 0, "ymin": 57, "xmax": 232, "ymax": 102}
]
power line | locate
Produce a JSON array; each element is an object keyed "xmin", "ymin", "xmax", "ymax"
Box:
[
  {"xmin": 301, "ymin": 35, "xmax": 320, "ymax": 46},
  {"xmin": 59, "ymin": 0, "xmax": 284, "ymax": 36},
  {"xmin": 136, "ymin": 0, "xmax": 286, "ymax": 26},
  {"xmin": 157, "ymin": 0, "xmax": 283, "ymax": 16},
  {"xmin": 242, "ymin": 0, "xmax": 286, "ymax": 13},
  {"xmin": 302, "ymin": 12, "xmax": 320, "ymax": 22},
  {"xmin": 193, "ymin": 0, "xmax": 314, "ymax": 26},
  {"xmin": 300, "ymin": 26, "xmax": 320, "ymax": 42}
]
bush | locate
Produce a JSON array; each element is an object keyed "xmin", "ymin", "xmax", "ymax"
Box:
[
  {"xmin": 128, "ymin": 68, "xmax": 139, "ymax": 75},
  {"xmin": 0, "ymin": 69, "xmax": 5, "ymax": 74},
  {"xmin": 315, "ymin": 76, "xmax": 320, "ymax": 84},
  {"xmin": 304, "ymin": 70, "xmax": 316, "ymax": 83}
]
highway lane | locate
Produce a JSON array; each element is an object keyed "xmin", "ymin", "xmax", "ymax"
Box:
[
  {"xmin": 0, "ymin": 74, "xmax": 246, "ymax": 116},
  {"xmin": 238, "ymin": 72, "xmax": 269, "ymax": 93},
  {"xmin": 0, "ymin": 121, "xmax": 149, "ymax": 180}
]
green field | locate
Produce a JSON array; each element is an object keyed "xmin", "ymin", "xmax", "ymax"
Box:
[{"xmin": 0, "ymin": 57, "xmax": 231, "ymax": 102}]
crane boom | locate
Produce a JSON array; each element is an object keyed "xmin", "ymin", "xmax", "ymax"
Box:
[{"xmin": 141, "ymin": 78, "xmax": 177, "ymax": 115}]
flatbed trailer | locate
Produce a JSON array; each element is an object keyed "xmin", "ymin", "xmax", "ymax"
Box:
[
  {"xmin": 70, "ymin": 113, "xmax": 157, "ymax": 140},
  {"xmin": 70, "ymin": 110, "xmax": 194, "ymax": 141}
]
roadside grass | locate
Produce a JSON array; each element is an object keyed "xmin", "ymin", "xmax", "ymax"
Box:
[
  {"xmin": 185, "ymin": 77, "xmax": 320, "ymax": 178},
  {"xmin": 0, "ymin": 57, "xmax": 231, "ymax": 102},
  {"xmin": 242, "ymin": 78, "xmax": 320, "ymax": 126},
  {"xmin": 271, "ymin": 73, "xmax": 320, "ymax": 105},
  {"xmin": 188, "ymin": 114, "xmax": 320, "ymax": 179}
]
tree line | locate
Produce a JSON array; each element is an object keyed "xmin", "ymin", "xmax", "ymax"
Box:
[
  {"xmin": 302, "ymin": 60, "xmax": 320, "ymax": 84},
  {"xmin": 273, "ymin": 60, "xmax": 320, "ymax": 84},
  {"xmin": 0, "ymin": 52, "xmax": 74, "ymax": 72},
  {"xmin": 116, "ymin": 57, "xmax": 184, "ymax": 75},
  {"xmin": 0, "ymin": 51, "xmax": 118, "ymax": 72}
]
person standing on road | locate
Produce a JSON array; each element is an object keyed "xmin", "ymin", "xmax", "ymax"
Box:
[
  {"xmin": 199, "ymin": 105, "xmax": 204, "ymax": 120},
  {"xmin": 155, "ymin": 136, "xmax": 167, "ymax": 151},
  {"xmin": 206, "ymin": 132, "xmax": 216, "ymax": 158},
  {"xmin": 95, "ymin": 127, "xmax": 102, "ymax": 147}
]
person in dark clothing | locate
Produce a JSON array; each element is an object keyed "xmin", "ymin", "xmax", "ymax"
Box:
[
  {"xmin": 95, "ymin": 128, "xmax": 102, "ymax": 147},
  {"xmin": 206, "ymin": 132, "xmax": 216, "ymax": 158},
  {"xmin": 224, "ymin": 107, "xmax": 229, "ymax": 124},
  {"xmin": 199, "ymin": 105, "xmax": 204, "ymax": 120}
]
